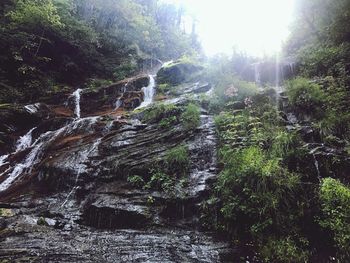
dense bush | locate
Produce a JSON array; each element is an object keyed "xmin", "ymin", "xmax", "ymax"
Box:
[
  {"xmin": 165, "ymin": 145, "xmax": 189, "ymax": 175},
  {"xmin": 319, "ymin": 178, "xmax": 350, "ymax": 259},
  {"xmin": 142, "ymin": 103, "xmax": 179, "ymax": 123},
  {"xmin": 216, "ymin": 146, "xmax": 302, "ymax": 238},
  {"xmin": 286, "ymin": 77, "xmax": 326, "ymax": 118},
  {"xmin": 260, "ymin": 237, "xmax": 310, "ymax": 263}
]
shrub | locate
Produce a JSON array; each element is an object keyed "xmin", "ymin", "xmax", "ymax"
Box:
[
  {"xmin": 181, "ymin": 103, "xmax": 200, "ymax": 130},
  {"xmin": 319, "ymin": 178, "xmax": 350, "ymax": 259},
  {"xmin": 286, "ymin": 77, "xmax": 327, "ymax": 118},
  {"xmin": 158, "ymin": 83, "xmax": 171, "ymax": 94},
  {"xmin": 145, "ymin": 169, "xmax": 173, "ymax": 192},
  {"xmin": 143, "ymin": 103, "xmax": 178, "ymax": 123},
  {"xmin": 216, "ymin": 146, "xmax": 301, "ymax": 238},
  {"xmin": 127, "ymin": 175, "xmax": 145, "ymax": 188},
  {"xmin": 260, "ymin": 237, "xmax": 310, "ymax": 263},
  {"xmin": 165, "ymin": 145, "xmax": 189, "ymax": 175},
  {"xmin": 159, "ymin": 116, "xmax": 177, "ymax": 129}
]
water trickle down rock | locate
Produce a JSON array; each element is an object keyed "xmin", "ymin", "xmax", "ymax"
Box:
[
  {"xmin": 15, "ymin": 127, "xmax": 37, "ymax": 152},
  {"xmin": 135, "ymin": 75, "xmax": 156, "ymax": 109},
  {"xmin": 0, "ymin": 117, "xmax": 99, "ymax": 192},
  {"xmin": 61, "ymin": 137, "xmax": 102, "ymax": 207},
  {"xmin": 72, "ymin": 88, "xmax": 82, "ymax": 119}
]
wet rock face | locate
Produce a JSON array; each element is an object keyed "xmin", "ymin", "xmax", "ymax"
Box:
[
  {"xmin": 0, "ymin": 69, "xmax": 234, "ymax": 261},
  {"xmin": 70, "ymin": 75, "xmax": 149, "ymax": 116}
]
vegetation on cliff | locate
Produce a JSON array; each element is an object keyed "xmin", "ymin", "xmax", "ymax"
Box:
[{"xmin": 198, "ymin": 0, "xmax": 350, "ymax": 261}]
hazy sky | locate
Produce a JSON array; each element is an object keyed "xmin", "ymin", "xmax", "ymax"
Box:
[{"xmin": 164, "ymin": 0, "xmax": 296, "ymax": 56}]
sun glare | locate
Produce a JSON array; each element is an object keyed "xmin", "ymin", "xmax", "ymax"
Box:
[{"xmin": 165, "ymin": 0, "xmax": 296, "ymax": 57}]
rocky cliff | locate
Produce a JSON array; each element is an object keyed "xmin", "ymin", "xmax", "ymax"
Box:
[{"xmin": 0, "ymin": 63, "xmax": 234, "ymax": 262}]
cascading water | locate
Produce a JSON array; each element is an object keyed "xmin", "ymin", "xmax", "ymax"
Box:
[
  {"xmin": 115, "ymin": 98, "xmax": 123, "ymax": 111},
  {"xmin": 61, "ymin": 137, "xmax": 102, "ymax": 207},
  {"xmin": 0, "ymin": 117, "xmax": 99, "ymax": 192},
  {"xmin": 0, "ymin": 155, "xmax": 9, "ymax": 167},
  {"xmin": 313, "ymin": 154, "xmax": 321, "ymax": 182},
  {"xmin": 72, "ymin": 89, "xmax": 82, "ymax": 119},
  {"xmin": 254, "ymin": 63, "xmax": 262, "ymax": 87},
  {"xmin": 24, "ymin": 103, "xmax": 40, "ymax": 114},
  {"xmin": 15, "ymin": 127, "xmax": 36, "ymax": 152},
  {"xmin": 135, "ymin": 75, "xmax": 156, "ymax": 109}
]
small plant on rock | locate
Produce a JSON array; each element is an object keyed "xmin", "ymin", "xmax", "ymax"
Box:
[
  {"xmin": 127, "ymin": 175, "xmax": 145, "ymax": 188},
  {"xmin": 181, "ymin": 103, "xmax": 200, "ymax": 130}
]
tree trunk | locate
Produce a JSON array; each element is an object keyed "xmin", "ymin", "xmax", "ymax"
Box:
[{"xmin": 34, "ymin": 28, "xmax": 45, "ymax": 57}]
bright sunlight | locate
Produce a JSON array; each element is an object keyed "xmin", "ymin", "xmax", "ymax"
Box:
[{"xmin": 166, "ymin": 0, "xmax": 296, "ymax": 56}]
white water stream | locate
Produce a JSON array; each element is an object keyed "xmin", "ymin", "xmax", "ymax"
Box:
[
  {"xmin": 135, "ymin": 75, "xmax": 156, "ymax": 109},
  {"xmin": 72, "ymin": 88, "xmax": 82, "ymax": 119}
]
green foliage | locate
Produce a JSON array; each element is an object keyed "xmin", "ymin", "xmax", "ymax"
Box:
[
  {"xmin": 157, "ymin": 83, "xmax": 171, "ymax": 94},
  {"xmin": 165, "ymin": 145, "xmax": 189, "ymax": 175},
  {"xmin": 216, "ymin": 146, "xmax": 301, "ymax": 238},
  {"xmin": 85, "ymin": 79, "xmax": 113, "ymax": 91},
  {"xmin": 127, "ymin": 175, "xmax": 145, "ymax": 188},
  {"xmin": 37, "ymin": 217, "xmax": 47, "ymax": 226},
  {"xmin": 260, "ymin": 237, "xmax": 310, "ymax": 263},
  {"xmin": 286, "ymin": 77, "xmax": 326, "ymax": 118},
  {"xmin": 181, "ymin": 103, "xmax": 200, "ymax": 130},
  {"xmin": 319, "ymin": 178, "xmax": 350, "ymax": 259},
  {"xmin": 145, "ymin": 169, "xmax": 173, "ymax": 192},
  {"xmin": 0, "ymin": 0, "xmax": 200, "ymax": 103},
  {"xmin": 159, "ymin": 116, "xmax": 177, "ymax": 129},
  {"xmin": 143, "ymin": 103, "xmax": 178, "ymax": 123},
  {"xmin": 8, "ymin": 0, "xmax": 63, "ymax": 31}
]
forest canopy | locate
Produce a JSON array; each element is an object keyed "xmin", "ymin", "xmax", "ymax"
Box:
[{"xmin": 0, "ymin": 0, "xmax": 200, "ymax": 103}]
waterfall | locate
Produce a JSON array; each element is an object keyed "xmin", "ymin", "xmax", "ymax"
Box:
[
  {"xmin": 135, "ymin": 75, "xmax": 156, "ymax": 109},
  {"xmin": 24, "ymin": 103, "xmax": 40, "ymax": 114},
  {"xmin": 15, "ymin": 127, "xmax": 36, "ymax": 153},
  {"xmin": 114, "ymin": 98, "xmax": 122, "ymax": 111},
  {"xmin": 72, "ymin": 89, "xmax": 82, "ymax": 119},
  {"xmin": 313, "ymin": 154, "xmax": 321, "ymax": 182},
  {"xmin": 0, "ymin": 117, "xmax": 99, "ymax": 192},
  {"xmin": 254, "ymin": 63, "xmax": 261, "ymax": 87},
  {"xmin": 0, "ymin": 155, "xmax": 9, "ymax": 167},
  {"xmin": 61, "ymin": 137, "xmax": 102, "ymax": 207},
  {"xmin": 0, "ymin": 126, "xmax": 36, "ymax": 168}
]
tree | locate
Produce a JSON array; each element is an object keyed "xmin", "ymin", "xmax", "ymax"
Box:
[{"xmin": 8, "ymin": 0, "xmax": 63, "ymax": 56}]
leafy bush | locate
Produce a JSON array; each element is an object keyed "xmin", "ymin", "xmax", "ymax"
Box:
[
  {"xmin": 127, "ymin": 175, "xmax": 145, "ymax": 188},
  {"xmin": 286, "ymin": 77, "xmax": 327, "ymax": 118},
  {"xmin": 216, "ymin": 146, "xmax": 301, "ymax": 238},
  {"xmin": 260, "ymin": 237, "xmax": 310, "ymax": 263},
  {"xmin": 145, "ymin": 169, "xmax": 173, "ymax": 192},
  {"xmin": 158, "ymin": 83, "xmax": 171, "ymax": 94},
  {"xmin": 181, "ymin": 103, "xmax": 200, "ymax": 130},
  {"xmin": 319, "ymin": 178, "xmax": 350, "ymax": 259},
  {"xmin": 159, "ymin": 116, "xmax": 177, "ymax": 129},
  {"xmin": 143, "ymin": 103, "xmax": 178, "ymax": 123}
]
